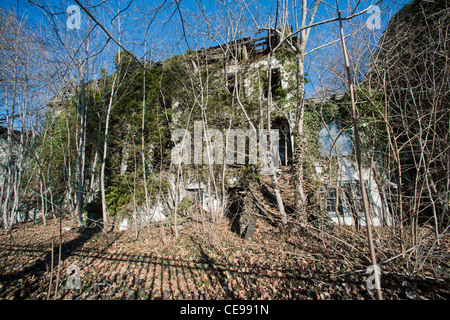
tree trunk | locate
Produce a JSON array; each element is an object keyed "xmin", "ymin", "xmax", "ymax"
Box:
[
  {"xmin": 266, "ymin": 44, "xmax": 288, "ymax": 226},
  {"xmin": 338, "ymin": 10, "xmax": 382, "ymax": 300},
  {"xmin": 293, "ymin": 51, "xmax": 307, "ymax": 224},
  {"xmin": 76, "ymin": 77, "xmax": 87, "ymax": 227},
  {"xmin": 101, "ymin": 74, "xmax": 118, "ymax": 232}
]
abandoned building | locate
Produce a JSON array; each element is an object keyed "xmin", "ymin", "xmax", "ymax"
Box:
[
  {"xmin": 32, "ymin": 31, "xmax": 393, "ymax": 233},
  {"xmin": 163, "ymin": 32, "xmax": 393, "ymax": 232}
]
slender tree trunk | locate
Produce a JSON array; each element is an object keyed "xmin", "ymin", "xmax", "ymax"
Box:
[
  {"xmin": 338, "ymin": 10, "xmax": 382, "ymax": 300},
  {"xmin": 2, "ymin": 68, "xmax": 16, "ymax": 229},
  {"xmin": 289, "ymin": 0, "xmax": 321, "ymax": 225},
  {"xmin": 266, "ymin": 45, "xmax": 287, "ymax": 225},
  {"xmin": 76, "ymin": 34, "xmax": 91, "ymax": 227},
  {"xmin": 101, "ymin": 74, "xmax": 118, "ymax": 232},
  {"xmin": 141, "ymin": 57, "xmax": 151, "ymax": 218},
  {"xmin": 76, "ymin": 77, "xmax": 87, "ymax": 227},
  {"xmin": 293, "ymin": 50, "xmax": 307, "ymax": 223},
  {"xmin": 65, "ymin": 115, "xmax": 75, "ymax": 213},
  {"xmin": 88, "ymin": 90, "xmax": 103, "ymax": 204}
]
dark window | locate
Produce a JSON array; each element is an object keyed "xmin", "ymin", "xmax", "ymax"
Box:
[
  {"xmin": 326, "ymin": 188, "xmax": 337, "ymax": 213},
  {"xmin": 265, "ymin": 68, "xmax": 282, "ymax": 98},
  {"xmin": 227, "ymin": 73, "xmax": 240, "ymax": 95},
  {"xmin": 320, "ymin": 187, "xmax": 338, "ymax": 214}
]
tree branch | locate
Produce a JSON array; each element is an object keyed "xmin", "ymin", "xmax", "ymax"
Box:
[{"xmin": 73, "ymin": 0, "xmax": 143, "ymax": 67}]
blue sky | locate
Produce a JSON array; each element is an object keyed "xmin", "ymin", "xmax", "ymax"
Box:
[
  {"xmin": 0, "ymin": 0, "xmax": 408, "ymax": 50},
  {"xmin": 0, "ymin": 0, "xmax": 409, "ymax": 98}
]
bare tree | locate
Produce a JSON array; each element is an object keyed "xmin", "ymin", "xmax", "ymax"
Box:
[
  {"xmin": 0, "ymin": 9, "xmax": 54, "ymax": 229},
  {"xmin": 367, "ymin": 0, "xmax": 450, "ymax": 247}
]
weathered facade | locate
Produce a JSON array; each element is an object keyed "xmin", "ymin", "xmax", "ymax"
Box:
[{"xmin": 168, "ymin": 34, "xmax": 392, "ymax": 230}]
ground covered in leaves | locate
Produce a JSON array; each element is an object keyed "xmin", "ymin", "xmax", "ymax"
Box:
[{"xmin": 0, "ymin": 215, "xmax": 448, "ymax": 300}]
